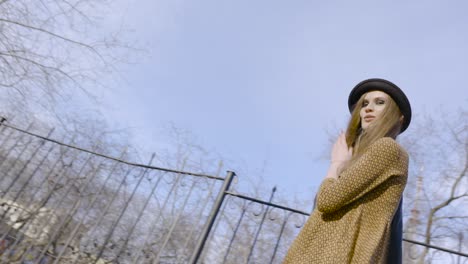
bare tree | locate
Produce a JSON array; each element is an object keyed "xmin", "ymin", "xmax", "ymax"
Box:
[
  {"xmin": 0, "ymin": 0, "xmax": 135, "ymax": 128},
  {"xmin": 401, "ymin": 108, "xmax": 468, "ymax": 263}
]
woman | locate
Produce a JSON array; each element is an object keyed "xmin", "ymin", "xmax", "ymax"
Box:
[{"xmin": 283, "ymin": 78, "xmax": 411, "ymax": 263}]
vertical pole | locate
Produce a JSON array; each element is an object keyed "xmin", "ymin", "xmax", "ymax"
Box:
[
  {"xmin": 246, "ymin": 186, "xmax": 276, "ymax": 264},
  {"xmin": 154, "ymin": 178, "xmax": 197, "ymax": 263},
  {"xmin": 178, "ymin": 161, "xmax": 222, "ymax": 263},
  {"xmin": 223, "ymin": 201, "xmax": 248, "ymax": 263},
  {"xmin": 270, "ymin": 213, "xmax": 290, "ymax": 263},
  {"xmin": 457, "ymin": 232, "xmax": 463, "ymax": 264},
  {"xmin": 93, "ymin": 153, "xmax": 155, "ymax": 263},
  {"xmin": 189, "ymin": 171, "xmax": 235, "ymax": 264}
]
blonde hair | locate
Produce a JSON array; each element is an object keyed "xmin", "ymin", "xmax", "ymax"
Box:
[{"xmin": 341, "ymin": 92, "xmax": 403, "ymax": 172}]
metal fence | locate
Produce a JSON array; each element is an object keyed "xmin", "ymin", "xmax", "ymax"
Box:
[
  {"xmin": 0, "ymin": 120, "xmax": 466, "ymax": 264},
  {"xmin": 196, "ymin": 187, "xmax": 308, "ymax": 264},
  {"xmin": 202, "ymin": 188, "xmax": 468, "ymax": 264},
  {"xmin": 0, "ymin": 121, "xmax": 227, "ymax": 263}
]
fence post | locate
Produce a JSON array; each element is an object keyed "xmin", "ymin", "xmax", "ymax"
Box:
[
  {"xmin": 189, "ymin": 170, "xmax": 236, "ymax": 264},
  {"xmin": 246, "ymin": 186, "xmax": 276, "ymax": 263}
]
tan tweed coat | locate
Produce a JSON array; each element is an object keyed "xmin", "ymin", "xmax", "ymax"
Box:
[{"xmin": 283, "ymin": 137, "xmax": 408, "ymax": 264}]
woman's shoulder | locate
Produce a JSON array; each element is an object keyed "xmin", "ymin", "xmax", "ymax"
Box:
[{"xmin": 367, "ymin": 137, "xmax": 408, "ymax": 160}]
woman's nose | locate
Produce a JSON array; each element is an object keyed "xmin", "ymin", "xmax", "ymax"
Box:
[{"xmin": 364, "ymin": 104, "xmax": 374, "ymax": 112}]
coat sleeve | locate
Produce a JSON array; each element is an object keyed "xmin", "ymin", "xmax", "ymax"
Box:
[{"xmin": 316, "ymin": 137, "xmax": 405, "ymax": 214}]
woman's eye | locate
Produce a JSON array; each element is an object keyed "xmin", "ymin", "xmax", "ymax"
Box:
[
  {"xmin": 377, "ymin": 100, "xmax": 385, "ymax": 105},
  {"xmin": 362, "ymin": 101, "xmax": 368, "ymax": 107}
]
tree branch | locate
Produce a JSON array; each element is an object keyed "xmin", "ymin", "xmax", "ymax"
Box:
[
  {"xmin": 0, "ymin": 51, "xmax": 86, "ymax": 92},
  {"xmin": 0, "ymin": 18, "xmax": 104, "ymax": 62},
  {"xmin": 434, "ymin": 215, "xmax": 468, "ymax": 221}
]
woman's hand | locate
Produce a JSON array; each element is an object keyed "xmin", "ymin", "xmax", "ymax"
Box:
[
  {"xmin": 331, "ymin": 132, "xmax": 352, "ymax": 164},
  {"xmin": 325, "ymin": 132, "xmax": 353, "ymax": 179}
]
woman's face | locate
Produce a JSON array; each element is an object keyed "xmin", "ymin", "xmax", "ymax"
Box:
[{"xmin": 360, "ymin": 91, "xmax": 389, "ymax": 130}]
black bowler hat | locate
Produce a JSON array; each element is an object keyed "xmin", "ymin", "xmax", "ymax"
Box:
[{"xmin": 348, "ymin": 78, "xmax": 412, "ymax": 133}]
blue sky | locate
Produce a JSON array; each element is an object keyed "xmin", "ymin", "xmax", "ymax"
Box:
[{"xmin": 97, "ymin": 0, "xmax": 468, "ymax": 206}]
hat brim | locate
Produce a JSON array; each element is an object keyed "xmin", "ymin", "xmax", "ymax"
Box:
[{"xmin": 348, "ymin": 78, "xmax": 411, "ymax": 133}]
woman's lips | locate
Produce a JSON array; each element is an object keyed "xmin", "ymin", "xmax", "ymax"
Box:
[{"xmin": 364, "ymin": 116, "xmax": 375, "ymax": 122}]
